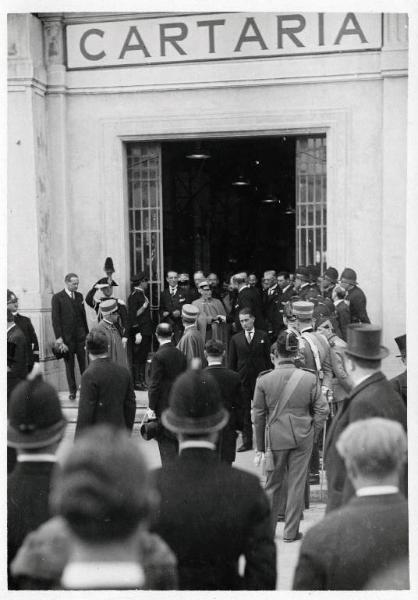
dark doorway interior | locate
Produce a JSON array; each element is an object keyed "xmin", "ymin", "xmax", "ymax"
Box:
[{"xmin": 162, "ymin": 136, "xmax": 296, "ymax": 282}]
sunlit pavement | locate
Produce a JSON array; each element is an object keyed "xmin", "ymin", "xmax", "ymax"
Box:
[{"xmin": 58, "ymin": 390, "xmax": 326, "ymax": 590}]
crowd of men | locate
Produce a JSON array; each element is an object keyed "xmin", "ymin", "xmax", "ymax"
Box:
[{"xmin": 6, "ymin": 261, "xmax": 409, "ymax": 590}]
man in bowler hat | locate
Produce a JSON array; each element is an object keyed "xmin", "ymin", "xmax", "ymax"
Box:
[
  {"xmin": 339, "ymin": 268, "xmax": 370, "ymax": 324},
  {"xmin": 7, "ymin": 375, "xmax": 67, "ymax": 587},
  {"xmin": 324, "ymin": 324, "xmax": 406, "ymax": 512},
  {"xmin": 152, "ymin": 369, "xmax": 276, "ymax": 590},
  {"xmin": 51, "ymin": 273, "xmax": 89, "ymax": 401}
]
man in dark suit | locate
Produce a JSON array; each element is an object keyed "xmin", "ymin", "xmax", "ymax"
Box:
[
  {"xmin": 390, "ymin": 334, "xmax": 407, "ymax": 405},
  {"xmin": 228, "ymin": 307, "xmax": 271, "ymax": 451},
  {"xmin": 231, "ymin": 272, "xmax": 265, "ymax": 332},
  {"xmin": 262, "ymin": 270, "xmax": 283, "ymax": 342},
  {"xmin": 127, "ymin": 272, "xmax": 154, "ymax": 390},
  {"xmin": 51, "ymin": 273, "xmax": 89, "ymax": 401},
  {"xmin": 294, "ymin": 418, "xmax": 409, "ymax": 590},
  {"xmin": 7, "ymin": 375, "xmax": 67, "ymax": 588},
  {"xmin": 153, "ymin": 369, "xmax": 277, "ymax": 590},
  {"xmin": 147, "ymin": 323, "xmax": 187, "ymax": 464},
  {"xmin": 7, "ymin": 309, "xmax": 28, "ymax": 400},
  {"xmin": 159, "ymin": 270, "xmax": 189, "ymax": 343},
  {"xmin": 204, "ymin": 339, "xmax": 243, "ymax": 465},
  {"xmin": 75, "ymin": 329, "xmax": 136, "ymax": 437},
  {"xmin": 293, "ymin": 266, "xmax": 312, "ymax": 300},
  {"xmin": 339, "ymin": 267, "xmax": 370, "ymax": 324},
  {"xmin": 325, "ymin": 324, "xmax": 407, "ymax": 512},
  {"xmin": 8, "ymin": 290, "xmax": 39, "ymax": 371},
  {"xmin": 253, "ymin": 331, "xmax": 329, "ymax": 541}
]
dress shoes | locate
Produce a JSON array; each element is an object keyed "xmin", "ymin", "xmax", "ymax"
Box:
[
  {"xmin": 277, "ymin": 514, "xmax": 285, "ymax": 522},
  {"xmin": 237, "ymin": 444, "xmax": 252, "ymax": 452},
  {"xmin": 283, "ymin": 532, "xmax": 303, "ymax": 543}
]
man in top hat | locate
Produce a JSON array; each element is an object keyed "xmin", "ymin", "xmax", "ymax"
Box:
[
  {"xmin": 293, "ymin": 266, "xmax": 312, "ymax": 301},
  {"xmin": 127, "ymin": 272, "xmax": 154, "ymax": 390},
  {"xmin": 96, "ymin": 299, "xmax": 129, "ymax": 370},
  {"xmin": 152, "ymin": 369, "xmax": 276, "ymax": 590},
  {"xmin": 228, "ymin": 307, "xmax": 271, "ymax": 452},
  {"xmin": 7, "ymin": 374, "xmax": 67, "ymax": 587},
  {"xmin": 292, "ymin": 300, "xmax": 334, "ymax": 484},
  {"xmin": 339, "ymin": 268, "xmax": 370, "ymax": 324},
  {"xmin": 324, "ymin": 324, "xmax": 407, "ymax": 512},
  {"xmin": 176, "ymin": 304, "xmax": 206, "ymax": 367},
  {"xmin": 7, "ymin": 290, "xmax": 39, "ymax": 372},
  {"xmin": 160, "ymin": 271, "xmax": 189, "ymax": 344},
  {"xmin": 293, "ymin": 418, "xmax": 409, "ymax": 590},
  {"xmin": 390, "ymin": 334, "xmax": 407, "ymax": 406},
  {"xmin": 204, "ymin": 339, "xmax": 244, "ymax": 465},
  {"xmin": 253, "ymin": 331, "xmax": 329, "ymax": 541},
  {"xmin": 147, "ymin": 323, "xmax": 187, "ymax": 465},
  {"xmin": 51, "ymin": 273, "xmax": 89, "ymax": 401},
  {"xmin": 75, "ymin": 329, "xmax": 136, "ymax": 437}
]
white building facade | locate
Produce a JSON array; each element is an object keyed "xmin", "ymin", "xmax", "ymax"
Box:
[{"xmin": 7, "ymin": 12, "xmax": 408, "ymax": 387}]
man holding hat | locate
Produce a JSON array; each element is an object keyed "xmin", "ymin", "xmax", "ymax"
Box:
[
  {"xmin": 339, "ymin": 267, "xmax": 370, "ymax": 324},
  {"xmin": 7, "ymin": 375, "xmax": 67, "ymax": 586},
  {"xmin": 75, "ymin": 328, "xmax": 136, "ymax": 437},
  {"xmin": 7, "ymin": 289, "xmax": 39, "ymax": 372},
  {"xmin": 324, "ymin": 324, "xmax": 407, "ymax": 512},
  {"xmin": 128, "ymin": 272, "xmax": 154, "ymax": 390},
  {"xmin": 152, "ymin": 369, "xmax": 276, "ymax": 590},
  {"xmin": 390, "ymin": 334, "xmax": 407, "ymax": 406},
  {"xmin": 51, "ymin": 273, "xmax": 89, "ymax": 401},
  {"xmin": 176, "ymin": 303, "xmax": 206, "ymax": 367},
  {"xmin": 96, "ymin": 299, "xmax": 129, "ymax": 370}
]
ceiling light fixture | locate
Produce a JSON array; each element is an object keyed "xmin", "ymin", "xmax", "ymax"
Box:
[
  {"xmin": 232, "ymin": 174, "xmax": 250, "ymax": 186},
  {"xmin": 186, "ymin": 142, "xmax": 211, "ymax": 160}
]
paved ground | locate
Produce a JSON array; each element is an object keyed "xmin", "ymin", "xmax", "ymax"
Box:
[{"xmin": 58, "ymin": 390, "xmax": 327, "ymax": 590}]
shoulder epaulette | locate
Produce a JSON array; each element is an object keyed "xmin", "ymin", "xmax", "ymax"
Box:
[{"xmin": 257, "ymin": 369, "xmax": 273, "ymax": 379}]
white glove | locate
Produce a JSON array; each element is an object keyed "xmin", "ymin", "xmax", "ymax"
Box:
[
  {"xmin": 254, "ymin": 451, "xmax": 264, "ymax": 467},
  {"xmin": 146, "ymin": 408, "xmax": 157, "ymax": 420},
  {"xmin": 135, "ymin": 332, "xmax": 143, "ymax": 345},
  {"xmin": 121, "ymin": 337, "xmax": 128, "ymax": 349}
]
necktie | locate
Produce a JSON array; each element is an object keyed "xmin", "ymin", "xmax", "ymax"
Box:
[
  {"xmin": 71, "ymin": 292, "xmax": 75, "ymax": 300},
  {"xmin": 246, "ymin": 331, "xmax": 253, "ymax": 344}
]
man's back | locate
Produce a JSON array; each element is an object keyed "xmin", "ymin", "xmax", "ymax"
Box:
[
  {"xmin": 76, "ymin": 357, "xmax": 136, "ymax": 435},
  {"xmin": 152, "ymin": 448, "xmax": 276, "ymax": 590},
  {"xmin": 177, "ymin": 326, "xmax": 206, "ymax": 366},
  {"xmin": 293, "ymin": 493, "xmax": 408, "ymax": 590},
  {"xmin": 148, "ymin": 343, "xmax": 187, "ymax": 416}
]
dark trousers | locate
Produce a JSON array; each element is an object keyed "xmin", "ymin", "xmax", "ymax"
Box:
[
  {"xmin": 242, "ymin": 387, "xmax": 253, "ymax": 446},
  {"xmin": 64, "ymin": 339, "xmax": 86, "ymax": 394},
  {"xmin": 157, "ymin": 430, "xmax": 179, "ymax": 466},
  {"xmin": 131, "ymin": 335, "xmax": 152, "ymax": 384},
  {"xmin": 309, "ymin": 438, "xmax": 320, "ymax": 474}
]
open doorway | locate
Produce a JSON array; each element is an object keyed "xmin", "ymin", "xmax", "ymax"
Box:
[{"xmin": 161, "ymin": 136, "xmax": 296, "ymax": 282}]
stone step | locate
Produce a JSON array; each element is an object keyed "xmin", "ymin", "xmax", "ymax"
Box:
[{"xmin": 58, "ymin": 391, "xmax": 149, "ymax": 423}]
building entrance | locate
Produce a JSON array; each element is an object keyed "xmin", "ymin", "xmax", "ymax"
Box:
[{"xmin": 126, "ymin": 134, "xmax": 326, "ymax": 311}]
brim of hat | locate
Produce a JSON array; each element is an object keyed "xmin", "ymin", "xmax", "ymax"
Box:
[
  {"xmin": 344, "ymin": 345, "xmax": 389, "ymax": 360},
  {"xmin": 161, "ymin": 408, "xmax": 229, "ymax": 434},
  {"xmin": 7, "ymin": 419, "xmax": 67, "ymax": 449},
  {"xmin": 182, "ymin": 316, "xmax": 197, "ymax": 323}
]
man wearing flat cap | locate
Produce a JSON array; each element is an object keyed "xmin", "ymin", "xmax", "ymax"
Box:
[
  {"xmin": 339, "ymin": 268, "xmax": 370, "ymax": 324},
  {"xmin": 176, "ymin": 304, "xmax": 206, "ymax": 367},
  {"xmin": 96, "ymin": 299, "xmax": 129, "ymax": 370},
  {"xmin": 7, "ymin": 375, "xmax": 67, "ymax": 587},
  {"xmin": 324, "ymin": 324, "xmax": 407, "ymax": 512},
  {"xmin": 152, "ymin": 369, "xmax": 277, "ymax": 590},
  {"xmin": 390, "ymin": 334, "xmax": 407, "ymax": 406},
  {"xmin": 128, "ymin": 272, "xmax": 154, "ymax": 390}
]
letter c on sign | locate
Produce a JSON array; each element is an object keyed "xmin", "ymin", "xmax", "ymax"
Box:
[{"xmin": 80, "ymin": 29, "xmax": 105, "ymax": 61}]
